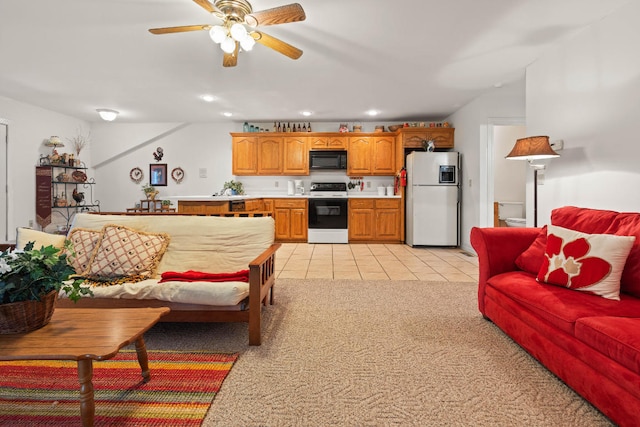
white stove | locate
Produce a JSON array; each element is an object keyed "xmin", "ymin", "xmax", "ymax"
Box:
[{"xmin": 308, "ymin": 182, "xmax": 348, "ymax": 244}]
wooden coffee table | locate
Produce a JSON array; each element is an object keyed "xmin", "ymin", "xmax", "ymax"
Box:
[{"xmin": 0, "ymin": 307, "xmax": 170, "ymax": 427}]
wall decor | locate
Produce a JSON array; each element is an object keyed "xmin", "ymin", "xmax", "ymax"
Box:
[
  {"xmin": 171, "ymin": 167, "xmax": 184, "ymax": 184},
  {"xmin": 129, "ymin": 167, "xmax": 143, "ymax": 184},
  {"xmin": 153, "ymin": 147, "xmax": 164, "ymax": 162},
  {"xmin": 150, "ymin": 163, "xmax": 167, "ymax": 186}
]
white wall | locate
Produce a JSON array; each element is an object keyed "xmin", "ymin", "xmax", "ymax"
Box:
[
  {"xmin": 526, "ymin": 0, "xmax": 640, "ymax": 221},
  {"xmin": 0, "ymin": 95, "xmax": 89, "ymax": 240},
  {"xmin": 446, "ymin": 79, "xmax": 526, "ymax": 252}
]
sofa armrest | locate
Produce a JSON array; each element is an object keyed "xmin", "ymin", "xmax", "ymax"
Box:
[
  {"xmin": 470, "ymin": 226, "xmax": 540, "ymax": 315},
  {"xmin": 247, "ymin": 243, "xmax": 281, "ymax": 345}
]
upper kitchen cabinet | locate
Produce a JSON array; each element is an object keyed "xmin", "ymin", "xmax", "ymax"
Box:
[
  {"xmin": 398, "ymin": 127, "xmax": 454, "ymax": 149},
  {"xmin": 283, "ymin": 136, "xmax": 309, "ymax": 175},
  {"xmin": 232, "ymin": 135, "xmax": 259, "ymax": 175},
  {"xmin": 258, "ymin": 136, "xmax": 283, "ymax": 175},
  {"xmin": 348, "ymin": 135, "xmax": 396, "ymax": 176},
  {"xmin": 309, "ymin": 135, "xmax": 346, "ymax": 150}
]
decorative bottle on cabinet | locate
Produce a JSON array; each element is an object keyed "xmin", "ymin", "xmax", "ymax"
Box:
[{"xmin": 243, "ymin": 122, "xmax": 249, "ymax": 132}]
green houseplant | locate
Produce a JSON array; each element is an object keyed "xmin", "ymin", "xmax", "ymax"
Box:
[
  {"xmin": 142, "ymin": 183, "xmax": 159, "ymax": 200},
  {"xmin": 223, "ymin": 180, "xmax": 244, "ymax": 195},
  {"xmin": 0, "ymin": 241, "xmax": 92, "ymax": 333}
]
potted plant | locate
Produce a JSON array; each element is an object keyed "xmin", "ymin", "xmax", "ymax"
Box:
[
  {"xmin": 0, "ymin": 241, "xmax": 93, "ymax": 334},
  {"xmin": 142, "ymin": 183, "xmax": 159, "ymax": 200},
  {"xmin": 223, "ymin": 180, "xmax": 244, "ymax": 195}
]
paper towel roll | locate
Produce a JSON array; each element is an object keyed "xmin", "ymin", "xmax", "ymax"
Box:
[{"xmin": 287, "ymin": 180, "xmax": 295, "ymax": 196}]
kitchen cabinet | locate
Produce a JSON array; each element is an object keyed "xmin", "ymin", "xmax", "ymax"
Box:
[
  {"xmin": 347, "ymin": 137, "xmax": 372, "ymax": 175},
  {"xmin": 309, "ymin": 135, "xmax": 346, "ymax": 150},
  {"xmin": 273, "ymin": 198, "xmax": 307, "ymax": 242},
  {"xmin": 348, "ymin": 198, "xmax": 401, "ymax": 242},
  {"xmin": 283, "ymin": 136, "xmax": 309, "ymax": 175},
  {"xmin": 177, "ymin": 200, "xmax": 229, "ymax": 214},
  {"xmin": 232, "ymin": 136, "xmax": 259, "ymax": 175},
  {"xmin": 398, "ymin": 127, "xmax": 454, "ymax": 149},
  {"xmin": 258, "ymin": 136, "xmax": 283, "ymax": 175},
  {"xmin": 348, "ymin": 136, "xmax": 396, "ymax": 176},
  {"xmin": 244, "ymin": 199, "xmax": 264, "ymax": 211}
]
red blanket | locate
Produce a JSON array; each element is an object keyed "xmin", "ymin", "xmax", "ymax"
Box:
[{"xmin": 159, "ymin": 269, "xmax": 250, "ymax": 283}]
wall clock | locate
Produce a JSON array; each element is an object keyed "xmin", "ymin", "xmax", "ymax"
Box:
[
  {"xmin": 171, "ymin": 167, "xmax": 184, "ymax": 184},
  {"xmin": 130, "ymin": 167, "xmax": 143, "ymax": 184}
]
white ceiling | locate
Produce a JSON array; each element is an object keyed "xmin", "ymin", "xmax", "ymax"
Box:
[{"xmin": 0, "ymin": 0, "xmax": 630, "ymax": 123}]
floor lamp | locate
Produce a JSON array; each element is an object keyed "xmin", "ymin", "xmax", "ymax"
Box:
[{"xmin": 505, "ymin": 136, "xmax": 560, "ymax": 227}]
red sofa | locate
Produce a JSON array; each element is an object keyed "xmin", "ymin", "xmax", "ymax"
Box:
[{"xmin": 471, "ymin": 206, "xmax": 640, "ymax": 427}]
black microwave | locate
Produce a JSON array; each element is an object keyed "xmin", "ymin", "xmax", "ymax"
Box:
[{"xmin": 309, "ymin": 150, "xmax": 347, "ymax": 170}]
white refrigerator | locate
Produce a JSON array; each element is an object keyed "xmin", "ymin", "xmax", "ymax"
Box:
[{"xmin": 406, "ymin": 151, "xmax": 460, "ymax": 247}]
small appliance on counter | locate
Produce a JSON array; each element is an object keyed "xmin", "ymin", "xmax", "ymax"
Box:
[{"xmin": 294, "ymin": 179, "xmax": 304, "ymax": 195}]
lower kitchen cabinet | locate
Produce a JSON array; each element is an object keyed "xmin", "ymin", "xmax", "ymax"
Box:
[
  {"xmin": 348, "ymin": 198, "xmax": 401, "ymax": 242},
  {"xmin": 273, "ymin": 198, "xmax": 308, "ymax": 242}
]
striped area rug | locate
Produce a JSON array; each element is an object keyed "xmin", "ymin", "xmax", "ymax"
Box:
[{"xmin": 0, "ymin": 350, "xmax": 239, "ymax": 426}]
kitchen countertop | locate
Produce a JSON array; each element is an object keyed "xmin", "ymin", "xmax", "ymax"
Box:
[{"xmin": 170, "ymin": 194, "xmax": 401, "ymax": 201}]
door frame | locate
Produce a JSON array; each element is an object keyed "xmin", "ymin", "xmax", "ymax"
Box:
[
  {"xmin": 479, "ymin": 117, "xmax": 526, "ymax": 227},
  {"xmin": 0, "ymin": 118, "xmax": 9, "ymax": 242}
]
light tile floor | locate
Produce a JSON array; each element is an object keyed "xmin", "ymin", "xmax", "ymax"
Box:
[{"xmin": 276, "ymin": 243, "xmax": 479, "ymax": 282}]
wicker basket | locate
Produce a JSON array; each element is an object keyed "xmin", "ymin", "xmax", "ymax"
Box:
[{"xmin": 0, "ymin": 290, "xmax": 58, "ymax": 334}]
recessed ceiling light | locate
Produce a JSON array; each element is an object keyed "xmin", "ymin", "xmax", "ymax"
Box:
[
  {"xmin": 366, "ymin": 109, "xmax": 379, "ymax": 116},
  {"xmin": 493, "ymin": 82, "xmax": 504, "ymax": 88},
  {"xmin": 200, "ymin": 94, "xmax": 216, "ymax": 102},
  {"xmin": 301, "ymin": 111, "xmax": 313, "ymax": 117},
  {"xmin": 223, "ymin": 112, "xmax": 233, "ymax": 117}
]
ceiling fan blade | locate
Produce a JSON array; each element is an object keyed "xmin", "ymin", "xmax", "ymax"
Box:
[
  {"xmin": 149, "ymin": 25, "xmax": 211, "ymax": 34},
  {"xmin": 251, "ymin": 31, "xmax": 303, "ymax": 60},
  {"xmin": 223, "ymin": 42, "xmax": 239, "ymax": 67},
  {"xmin": 192, "ymin": 0, "xmax": 224, "ymax": 18},
  {"xmin": 244, "ymin": 3, "xmax": 306, "ymax": 27}
]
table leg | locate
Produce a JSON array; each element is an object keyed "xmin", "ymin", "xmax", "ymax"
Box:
[
  {"xmin": 77, "ymin": 359, "xmax": 95, "ymax": 427},
  {"xmin": 135, "ymin": 336, "xmax": 151, "ymax": 383}
]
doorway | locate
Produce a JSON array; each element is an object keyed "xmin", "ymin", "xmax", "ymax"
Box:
[{"xmin": 479, "ymin": 118, "xmax": 526, "ymax": 227}]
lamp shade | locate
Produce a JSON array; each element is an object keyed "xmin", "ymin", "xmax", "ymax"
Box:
[{"xmin": 505, "ymin": 136, "xmax": 559, "ymax": 160}]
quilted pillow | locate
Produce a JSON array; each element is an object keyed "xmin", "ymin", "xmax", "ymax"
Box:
[
  {"xmin": 66, "ymin": 228, "xmax": 102, "ymax": 274},
  {"xmin": 85, "ymin": 224, "xmax": 170, "ymax": 282},
  {"xmin": 537, "ymin": 225, "xmax": 635, "ymax": 300},
  {"xmin": 515, "ymin": 225, "xmax": 547, "ymax": 274}
]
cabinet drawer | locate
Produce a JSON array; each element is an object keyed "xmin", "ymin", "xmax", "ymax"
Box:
[
  {"xmin": 274, "ymin": 198, "xmax": 307, "ymax": 208},
  {"xmin": 349, "ymin": 199, "xmax": 374, "ymax": 209},
  {"xmin": 375, "ymin": 199, "xmax": 400, "ymax": 209}
]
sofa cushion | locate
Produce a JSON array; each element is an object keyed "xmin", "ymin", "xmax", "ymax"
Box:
[
  {"xmin": 576, "ymin": 317, "xmax": 640, "ymax": 376},
  {"xmin": 515, "ymin": 225, "xmax": 547, "ymax": 274},
  {"xmin": 85, "ymin": 224, "xmax": 170, "ymax": 280},
  {"xmin": 537, "ymin": 225, "xmax": 635, "ymax": 300},
  {"xmin": 70, "ymin": 213, "xmax": 275, "ymax": 274},
  {"xmin": 15, "ymin": 228, "xmax": 65, "ymax": 251},
  {"xmin": 551, "ymin": 206, "xmax": 619, "ymax": 234},
  {"xmin": 607, "ymin": 213, "xmax": 640, "ymax": 297},
  {"xmin": 487, "ymin": 272, "xmax": 640, "ymax": 335},
  {"xmin": 67, "ymin": 228, "xmax": 102, "ymax": 274}
]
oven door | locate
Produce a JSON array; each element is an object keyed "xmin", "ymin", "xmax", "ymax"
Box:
[{"xmin": 308, "ymin": 198, "xmax": 348, "ymax": 229}]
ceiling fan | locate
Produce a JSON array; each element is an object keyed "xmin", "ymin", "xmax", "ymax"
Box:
[{"xmin": 149, "ymin": 0, "xmax": 306, "ymax": 67}]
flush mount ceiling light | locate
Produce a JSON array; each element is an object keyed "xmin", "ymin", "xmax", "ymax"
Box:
[
  {"xmin": 149, "ymin": 0, "xmax": 306, "ymax": 68},
  {"xmin": 301, "ymin": 111, "xmax": 313, "ymax": 116},
  {"xmin": 223, "ymin": 112, "xmax": 233, "ymax": 117},
  {"xmin": 366, "ymin": 110, "xmax": 379, "ymax": 116},
  {"xmin": 200, "ymin": 94, "xmax": 216, "ymax": 102},
  {"xmin": 96, "ymin": 109, "xmax": 119, "ymax": 121}
]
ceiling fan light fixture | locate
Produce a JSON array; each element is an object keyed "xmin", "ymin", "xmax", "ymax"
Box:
[
  {"xmin": 220, "ymin": 36, "xmax": 236, "ymax": 53},
  {"xmin": 230, "ymin": 22, "xmax": 247, "ymax": 41},
  {"xmin": 240, "ymin": 34, "xmax": 255, "ymax": 51},
  {"xmin": 209, "ymin": 25, "xmax": 227, "ymax": 43}
]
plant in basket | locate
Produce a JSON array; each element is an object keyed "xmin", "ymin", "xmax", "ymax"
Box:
[{"xmin": 0, "ymin": 241, "xmax": 93, "ymax": 333}]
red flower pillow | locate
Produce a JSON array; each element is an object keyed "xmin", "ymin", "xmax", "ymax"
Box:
[{"xmin": 537, "ymin": 225, "xmax": 636, "ymax": 300}]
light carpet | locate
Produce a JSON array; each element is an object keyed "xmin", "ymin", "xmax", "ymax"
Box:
[{"xmin": 143, "ymin": 279, "xmax": 614, "ymax": 426}]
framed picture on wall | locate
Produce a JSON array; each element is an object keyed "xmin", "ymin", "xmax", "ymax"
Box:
[{"xmin": 150, "ymin": 163, "xmax": 167, "ymax": 186}]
